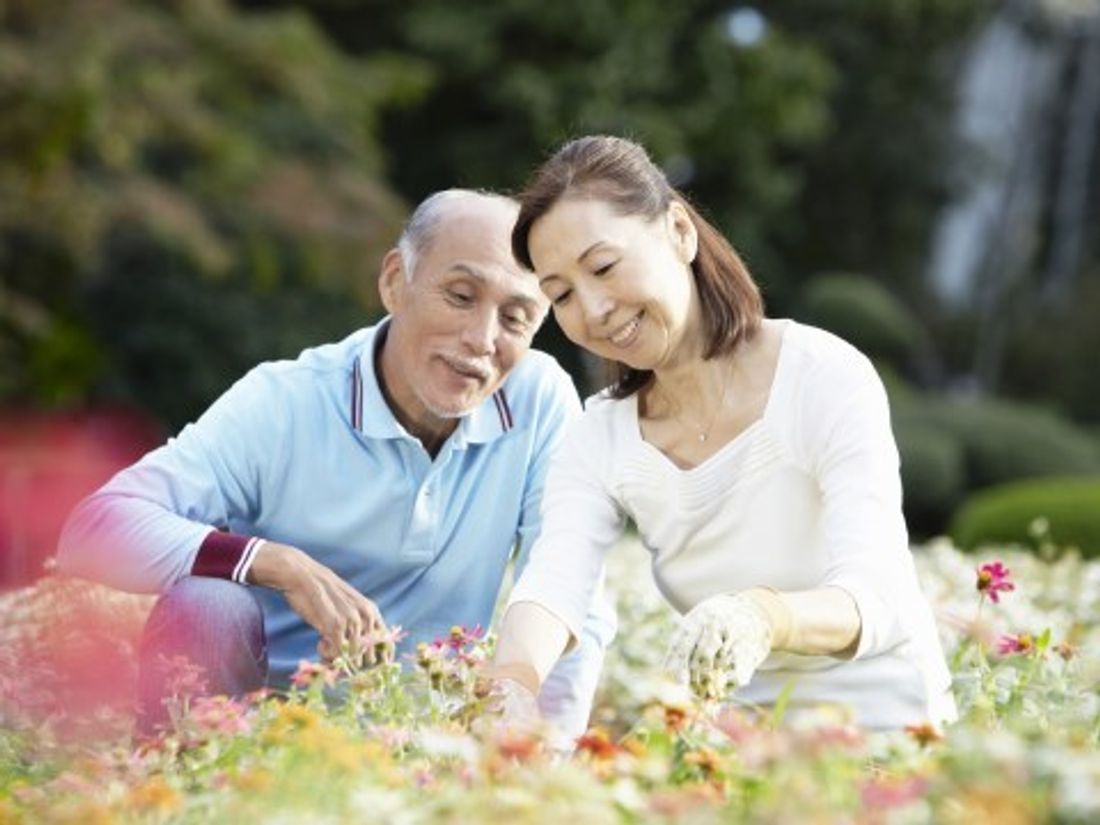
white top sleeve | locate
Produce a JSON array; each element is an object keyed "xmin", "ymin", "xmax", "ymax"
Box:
[
  {"xmin": 507, "ymin": 396, "xmax": 626, "ymax": 648},
  {"xmin": 797, "ymin": 347, "xmax": 911, "ymax": 660}
]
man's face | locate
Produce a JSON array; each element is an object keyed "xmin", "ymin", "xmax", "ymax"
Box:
[{"xmin": 379, "ymin": 199, "xmax": 548, "ymax": 430}]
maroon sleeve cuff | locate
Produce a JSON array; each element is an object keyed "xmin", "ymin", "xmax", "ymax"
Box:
[{"xmin": 191, "ymin": 530, "xmax": 262, "ymax": 583}]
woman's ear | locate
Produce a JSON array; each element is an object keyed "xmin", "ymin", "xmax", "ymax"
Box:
[
  {"xmin": 667, "ymin": 201, "xmax": 698, "ymax": 265},
  {"xmin": 378, "ymin": 248, "xmax": 407, "ymax": 314}
]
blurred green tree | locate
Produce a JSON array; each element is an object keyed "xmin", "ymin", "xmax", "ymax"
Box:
[{"xmin": 0, "ymin": 0, "xmax": 424, "ymax": 426}]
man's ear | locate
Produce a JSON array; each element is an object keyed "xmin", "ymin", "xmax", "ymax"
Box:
[
  {"xmin": 379, "ymin": 248, "xmax": 407, "ymax": 314},
  {"xmin": 667, "ymin": 201, "xmax": 698, "ymax": 265}
]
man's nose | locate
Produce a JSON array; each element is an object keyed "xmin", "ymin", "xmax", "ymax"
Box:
[{"xmin": 460, "ymin": 308, "xmax": 497, "ymax": 356}]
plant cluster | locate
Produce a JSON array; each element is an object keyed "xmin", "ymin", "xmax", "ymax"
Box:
[{"xmin": 1, "ymin": 538, "xmax": 1098, "ymax": 823}]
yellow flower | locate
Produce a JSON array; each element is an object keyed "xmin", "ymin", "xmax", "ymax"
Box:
[{"xmin": 126, "ymin": 777, "xmax": 183, "ymax": 816}]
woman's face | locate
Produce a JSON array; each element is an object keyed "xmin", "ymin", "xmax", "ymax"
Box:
[{"xmin": 527, "ymin": 197, "xmax": 699, "ymax": 371}]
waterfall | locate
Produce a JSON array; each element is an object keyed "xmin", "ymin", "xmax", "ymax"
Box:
[{"xmin": 926, "ymin": 0, "xmax": 1100, "ymax": 388}]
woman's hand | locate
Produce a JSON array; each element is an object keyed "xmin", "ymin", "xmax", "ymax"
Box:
[{"xmin": 663, "ymin": 592, "xmax": 775, "ymax": 700}]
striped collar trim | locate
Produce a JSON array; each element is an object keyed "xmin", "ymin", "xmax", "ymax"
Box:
[{"xmin": 349, "ymin": 345, "xmax": 515, "ymax": 444}]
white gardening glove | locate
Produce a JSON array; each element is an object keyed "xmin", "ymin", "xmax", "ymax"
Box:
[
  {"xmin": 489, "ymin": 677, "xmax": 542, "ymax": 732},
  {"xmin": 474, "ymin": 663, "xmax": 543, "ymax": 737},
  {"xmin": 663, "ymin": 592, "xmax": 775, "ymax": 701}
]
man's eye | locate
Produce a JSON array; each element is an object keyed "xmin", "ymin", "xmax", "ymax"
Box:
[
  {"xmin": 503, "ymin": 313, "xmax": 530, "ymax": 332},
  {"xmin": 447, "ymin": 290, "xmax": 473, "ymax": 305}
]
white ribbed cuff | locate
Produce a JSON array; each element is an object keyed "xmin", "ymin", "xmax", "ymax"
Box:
[{"xmin": 232, "ymin": 537, "xmax": 266, "ymax": 585}]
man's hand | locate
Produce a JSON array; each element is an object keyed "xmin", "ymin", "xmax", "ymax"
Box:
[
  {"xmin": 248, "ymin": 541, "xmax": 386, "ymax": 664},
  {"xmin": 662, "ymin": 592, "xmax": 775, "ymax": 700}
]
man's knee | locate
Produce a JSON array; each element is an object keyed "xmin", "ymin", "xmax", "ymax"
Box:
[{"xmin": 152, "ymin": 576, "xmax": 262, "ymax": 628}]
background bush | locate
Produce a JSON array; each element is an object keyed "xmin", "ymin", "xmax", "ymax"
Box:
[
  {"xmin": 797, "ymin": 272, "xmax": 929, "ymax": 371},
  {"xmin": 894, "ymin": 420, "xmax": 967, "ymax": 537},
  {"xmin": 950, "ymin": 477, "xmax": 1100, "ymax": 558}
]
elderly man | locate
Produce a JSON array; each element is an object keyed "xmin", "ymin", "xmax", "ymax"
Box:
[{"xmin": 58, "ymin": 190, "xmax": 613, "ymax": 738}]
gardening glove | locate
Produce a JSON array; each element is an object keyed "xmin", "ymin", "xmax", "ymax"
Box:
[
  {"xmin": 663, "ymin": 590, "xmax": 788, "ymax": 700},
  {"xmin": 476, "ymin": 663, "xmax": 543, "ymax": 734}
]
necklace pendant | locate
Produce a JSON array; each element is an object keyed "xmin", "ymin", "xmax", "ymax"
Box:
[{"xmin": 698, "ymin": 433, "xmax": 707, "ymax": 443}]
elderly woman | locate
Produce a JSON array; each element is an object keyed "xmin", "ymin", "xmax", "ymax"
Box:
[{"xmin": 487, "ymin": 135, "xmax": 955, "ymax": 731}]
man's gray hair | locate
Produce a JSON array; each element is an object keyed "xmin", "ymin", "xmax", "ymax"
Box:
[{"xmin": 397, "ymin": 189, "xmax": 518, "ymax": 279}]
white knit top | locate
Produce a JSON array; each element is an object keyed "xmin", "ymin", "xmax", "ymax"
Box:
[{"xmin": 509, "ymin": 320, "xmax": 956, "ymax": 728}]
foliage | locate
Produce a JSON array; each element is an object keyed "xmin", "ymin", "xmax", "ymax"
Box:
[
  {"xmin": 895, "ymin": 395, "xmax": 1100, "ymax": 490},
  {"xmin": 797, "ymin": 272, "xmax": 930, "ymax": 370},
  {"xmin": 256, "ymin": 0, "xmax": 987, "ymax": 310},
  {"xmin": 950, "ymin": 478, "xmax": 1100, "ymax": 558},
  {"xmin": 894, "ymin": 419, "xmax": 967, "ymax": 537},
  {"xmin": 0, "ymin": 0, "xmax": 419, "ymax": 426},
  {"xmin": 2, "ymin": 538, "xmax": 1099, "ymax": 822}
]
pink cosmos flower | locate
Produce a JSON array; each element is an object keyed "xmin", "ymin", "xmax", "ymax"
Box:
[
  {"xmin": 976, "ymin": 561, "xmax": 1015, "ymax": 603},
  {"xmin": 189, "ymin": 695, "xmax": 252, "ymax": 736},
  {"xmin": 290, "ymin": 659, "xmax": 337, "ymax": 689},
  {"xmin": 860, "ymin": 776, "xmax": 928, "ymax": 809},
  {"xmin": 996, "ymin": 633, "xmax": 1035, "ymax": 656}
]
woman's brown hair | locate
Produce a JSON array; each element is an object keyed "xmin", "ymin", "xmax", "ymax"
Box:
[{"xmin": 512, "ymin": 135, "xmax": 763, "ymax": 398}]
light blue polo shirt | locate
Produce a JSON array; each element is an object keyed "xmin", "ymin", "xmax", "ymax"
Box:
[{"xmin": 59, "ymin": 321, "xmax": 614, "ymax": 734}]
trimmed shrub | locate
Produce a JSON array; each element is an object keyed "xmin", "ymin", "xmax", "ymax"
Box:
[
  {"xmin": 950, "ymin": 477, "xmax": 1100, "ymax": 558},
  {"xmin": 894, "ymin": 397, "xmax": 1100, "ymax": 490},
  {"xmin": 798, "ymin": 273, "xmax": 928, "ymax": 369},
  {"xmin": 894, "ymin": 421, "xmax": 966, "ymax": 537}
]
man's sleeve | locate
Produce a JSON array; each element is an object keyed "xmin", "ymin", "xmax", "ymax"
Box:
[
  {"xmin": 56, "ymin": 367, "xmax": 284, "ymax": 594},
  {"xmin": 512, "ymin": 365, "xmax": 618, "ymax": 744}
]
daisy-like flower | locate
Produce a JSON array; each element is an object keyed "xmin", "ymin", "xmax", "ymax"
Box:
[
  {"xmin": 976, "ymin": 561, "xmax": 1015, "ymax": 603},
  {"xmin": 996, "ymin": 633, "xmax": 1035, "ymax": 656},
  {"xmin": 575, "ymin": 727, "xmax": 622, "ymax": 760},
  {"xmin": 904, "ymin": 721, "xmax": 944, "ymax": 747},
  {"xmin": 290, "ymin": 659, "xmax": 337, "ymax": 689},
  {"xmin": 360, "ymin": 624, "xmax": 407, "ymax": 665}
]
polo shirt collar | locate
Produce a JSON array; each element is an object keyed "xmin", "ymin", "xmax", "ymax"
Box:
[{"xmin": 351, "ymin": 319, "xmax": 515, "ymax": 447}]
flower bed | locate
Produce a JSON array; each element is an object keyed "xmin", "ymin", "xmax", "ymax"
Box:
[{"xmin": 1, "ymin": 538, "xmax": 1098, "ymax": 823}]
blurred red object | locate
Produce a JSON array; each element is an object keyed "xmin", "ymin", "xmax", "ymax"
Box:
[{"xmin": 0, "ymin": 406, "xmax": 163, "ymax": 590}]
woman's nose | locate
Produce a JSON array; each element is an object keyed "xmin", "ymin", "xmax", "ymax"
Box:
[{"xmin": 577, "ymin": 285, "xmax": 614, "ymax": 328}]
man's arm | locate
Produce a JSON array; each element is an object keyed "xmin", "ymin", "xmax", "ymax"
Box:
[{"xmin": 57, "ymin": 365, "xmax": 384, "ymax": 660}]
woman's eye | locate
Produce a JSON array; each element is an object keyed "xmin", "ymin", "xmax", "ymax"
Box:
[
  {"xmin": 551, "ymin": 290, "xmax": 573, "ymax": 306},
  {"xmin": 594, "ymin": 261, "xmax": 616, "ymax": 276}
]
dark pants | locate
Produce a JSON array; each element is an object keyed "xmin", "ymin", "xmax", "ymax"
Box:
[{"xmin": 137, "ymin": 577, "xmax": 267, "ymax": 735}]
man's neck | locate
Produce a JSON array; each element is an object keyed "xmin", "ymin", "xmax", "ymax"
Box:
[{"xmin": 374, "ymin": 330, "xmax": 456, "ymax": 458}]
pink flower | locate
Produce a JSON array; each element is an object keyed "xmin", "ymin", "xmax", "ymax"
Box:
[
  {"xmin": 360, "ymin": 624, "xmax": 408, "ymax": 664},
  {"xmin": 976, "ymin": 561, "xmax": 1015, "ymax": 603},
  {"xmin": 996, "ymin": 633, "xmax": 1035, "ymax": 656},
  {"xmin": 189, "ymin": 695, "xmax": 252, "ymax": 736},
  {"xmin": 860, "ymin": 776, "xmax": 928, "ymax": 809},
  {"xmin": 290, "ymin": 659, "xmax": 337, "ymax": 689}
]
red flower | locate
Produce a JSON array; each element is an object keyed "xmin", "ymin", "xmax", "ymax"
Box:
[
  {"xmin": 976, "ymin": 561, "xmax": 1015, "ymax": 603},
  {"xmin": 575, "ymin": 727, "xmax": 621, "ymax": 760},
  {"xmin": 996, "ymin": 633, "xmax": 1034, "ymax": 656}
]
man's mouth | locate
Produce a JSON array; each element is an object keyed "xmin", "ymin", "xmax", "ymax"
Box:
[{"xmin": 440, "ymin": 356, "xmax": 491, "ymax": 383}]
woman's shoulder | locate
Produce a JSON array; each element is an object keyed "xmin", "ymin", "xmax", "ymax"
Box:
[{"xmin": 779, "ymin": 320, "xmax": 881, "ymax": 391}]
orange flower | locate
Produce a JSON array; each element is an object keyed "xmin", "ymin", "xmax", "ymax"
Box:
[{"xmin": 904, "ymin": 722, "xmax": 944, "ymax": 747}]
